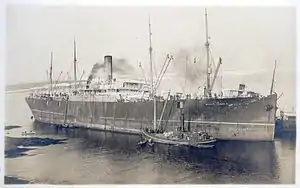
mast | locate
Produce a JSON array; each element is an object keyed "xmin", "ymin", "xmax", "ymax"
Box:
[
  {"xmin": 184, "ymin": 55, "xmax": 188, "ymax": 93},
  {"xmin": 73, "ymin": 38, "xmax": 77, "ymax": 90},
  {"xmin": 148, "ymin": 16, "xmax": 156, "ymax": 130},
  {"xmin": 49, "ymin": 51, "xmax": 53, "ymax": 93},
  {"xmin": 270, "ymin": 60, "xmax": 277, "ymax": 95},
  {"xmin": 204, "ymin": 8, "xmax": 211, "ymax": 97},
  {"xmin": 149, "ymin": 16, "xmax": 154, "ymax": 96}
]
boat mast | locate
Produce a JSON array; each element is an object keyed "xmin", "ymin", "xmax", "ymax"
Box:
[
  {"xmin": 270, "ymin": 60, "xmax": 277, "ymax": 95},
  {"xmin": 149, "ymin": 16, "xmax": 157, "ymax": 130},
  {"xmin": 149, "ymin": 16, "xmax": 154, "ymax": 96},
  {"xmin": 73, "ymin": 38, "xmax": 77, "ymax": 90},
  {"xmin": 49, "ymin": 51, "xmax": 53, "ymax": 93},
  {"xmin": 204, "ymin": 8, "xmax": 211, "ymax": 97}
]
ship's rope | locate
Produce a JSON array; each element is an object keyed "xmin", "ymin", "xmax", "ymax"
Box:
[
  {"xmin": 187, "ymin": 46, "xmax": 207, "ymax": 93},
  {"xmin": 161, "ymin": 97, "xmax": 176, "ymax": 132},
  {"xmin": 60, "ymin": 63, "xmax": 73, "ymax": 82},
  {"xmin": 209, "ymin": 48, "xmax": 216, "ymax": 71},
  {"xmin": 182, "ymin": 55, "xmax": 188, "ymax": 94}
]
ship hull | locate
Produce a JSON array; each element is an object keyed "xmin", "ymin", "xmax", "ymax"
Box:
[{"xmin": 25, "ymin": 93, "xmax": 277, "ymax": 141}]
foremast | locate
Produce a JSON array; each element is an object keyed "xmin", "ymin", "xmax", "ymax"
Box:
[
  {"xmin": 148, "ymin": 16, "xmax": 157, "ymax": 130},
  {"xmin": 73, "ymin": 38, "xmax": 77, "ymax": 90},
  {"xmin": 204, "ymin": 8, "xmax": 212, "ymax": 98},
  {"xmin": 203, "ymin": 8, "xmax": 223, "ymax": 98},
  {"xmin": 49, "ymin": 52, "xmax": 53, "ymax": 93},
  {"xmin": 270, "ymin": 60, "xmax": 277, "ymax": 95}
]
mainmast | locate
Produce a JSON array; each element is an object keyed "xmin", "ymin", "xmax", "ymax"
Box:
[
  {"xmin": 148, "ymin": 16, "xmax": 157, "ymax": 130},
  {"xmin": 149, "ymin": 16, "xmax": 154, "ymax": 96},
  {"xmin": 49, "ymin": 51, "xmax": 53, "ymax": 93},
  {"xmin": 73, "ymin": 38, "xmax": 77, "ymax": 89},
  {"xmin": 204, "ymin": 8, "xmax": 211, "ymax": 97},
  {"xmin": 270, "ymin": 60, "xmax": 277, "ymax": 95}
]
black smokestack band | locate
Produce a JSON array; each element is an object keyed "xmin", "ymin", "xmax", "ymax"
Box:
[{"xmin": 104, "ymin": 55, "xmax": 113, "ymax": 83}]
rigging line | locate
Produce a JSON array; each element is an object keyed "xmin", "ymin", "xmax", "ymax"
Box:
[
  {"xmin": 76, "ymin": 60, "xmax": 80, "ymax": 79},
  {"xmin": 197, "ymin": 80, "xmax": 207, "ymax": 93},
  {"xmin": 219, "ymin": 63, "xmax": 223, "ymax": 89},
  {"xmin": 209, "ymin": 48, "xmax": 216, "ymax": 71},
  {"xmin": 177, "ymin": 82, "xmax": 185, "ymax": 94},
  {"xmin": 182, "ymin": 54, "xmax": 200, "ymax": 84},
  {"xmin": 192, "ymin": 46, "xmax": 209, "ymax": 90},
  {"xmin": 209, "ymin": 50, "xmax": 216, "ymax": 92},
  {"xmin": 155, "ymin": 55, "xmax": 173, "ymax": 91},
  {"xmin": 155, "ymin": 55, "xmax": 169, "ymax": 88},
  {"xmin": 194, "ymin": 45, "xmax": 206, "ymax": 68},
  {"xmin": 155, "ymin": 55, "xmax": 171, "ymax": 88},
  {"xmin": 182, "ymin": 55, "xmax": 190, "ymax": 93},
  {"xmin": 62, "ymin": 62, "xmax": 74, "ymax": 82},
  {"xmin": 46, "ymin": 70, "xmax": 49, "ymax": 82},
  {"xmin": 139, "ymin": 62, "xmax": 148, "ymax": 84},
  {"xmin": 62, "ymin": 63, "xmax": 72, "ymax": 81},
  {"xmin": 190, "ymin": 62, "xmax": 203, "ymax": 81},
  {"xmin": 152, "ymin": 50, "xmax": 158, "ymax": 80},
  {"xmin": 209, "ymin": 48, "xmax": 224, "ymax": 90},
  {"xmin": 182, "ymin": 55, "xmax": 188, "ymax": 94},
  {"xmin": 61, "ymin": 72, "xmax": 68, "ymax": 82},
  {"xmin": 162, "ymin": 98, "xmax": 175, "ymax": 132}
]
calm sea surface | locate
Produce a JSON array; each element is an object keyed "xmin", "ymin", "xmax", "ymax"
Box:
[{"xmin": 4, "ymin": 92, "xmax": 296, "ymax": 184}]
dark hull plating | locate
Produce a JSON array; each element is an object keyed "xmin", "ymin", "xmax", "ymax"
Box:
[{"xmin": 25, "ymin": 93, "xmax": 277, "ymax": 141}]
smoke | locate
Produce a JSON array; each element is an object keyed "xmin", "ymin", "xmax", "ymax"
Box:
[
  {"xmin": 86, "ymin": 62, "xmax": 105, "ymax": 85},
  {"xmin": 171, "ymin": 48, "xmax": 207, "ymax": 84},
  {"xmin": 86, "ymin": 58, "xmax": 136, "ymax": 85},
  {"xmin": 112, "ymin": 58, "xmax": 135, "ymax": 75}
]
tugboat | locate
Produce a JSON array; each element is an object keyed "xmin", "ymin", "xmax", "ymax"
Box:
[
  {"xmin": 140, "ymin": 101, "xmax": 217, "ymax": 148},
  {"xmin": 141, "ymin": 128, "xmax": 216, "ymax": 148},
  {"xmin": 22, "ymin": 130, "xmax": 36, "ymax": 136}
]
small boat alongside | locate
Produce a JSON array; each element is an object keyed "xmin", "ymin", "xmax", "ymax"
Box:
[
  {"xmin": 139, "ymin": 96, "xmax": 217, "ymax": 148},
  {"xmin": 140, "ymin": 95, "xmax": 217, "ymax": 148},
  {"xmin": 22, "ymin": 131, "xmax": 36, "ymax": 136},
  {"xmin": 141, "ymin": 128, "xmax": 216, "ymax": 148}
]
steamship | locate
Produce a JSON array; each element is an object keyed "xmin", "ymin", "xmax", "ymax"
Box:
[{"xmin": 25, "ymin": 9, "xmax": 277, "ymax": 141}]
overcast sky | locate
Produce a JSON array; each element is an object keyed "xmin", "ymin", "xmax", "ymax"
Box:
[{"xmin": 5, "ymin": 5, "xmax": 295, "ymax": 110}]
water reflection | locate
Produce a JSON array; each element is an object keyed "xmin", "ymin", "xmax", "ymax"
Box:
[{"xmin": 31, "ymin": 122, "xmax": 282, "ymax": 184}]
